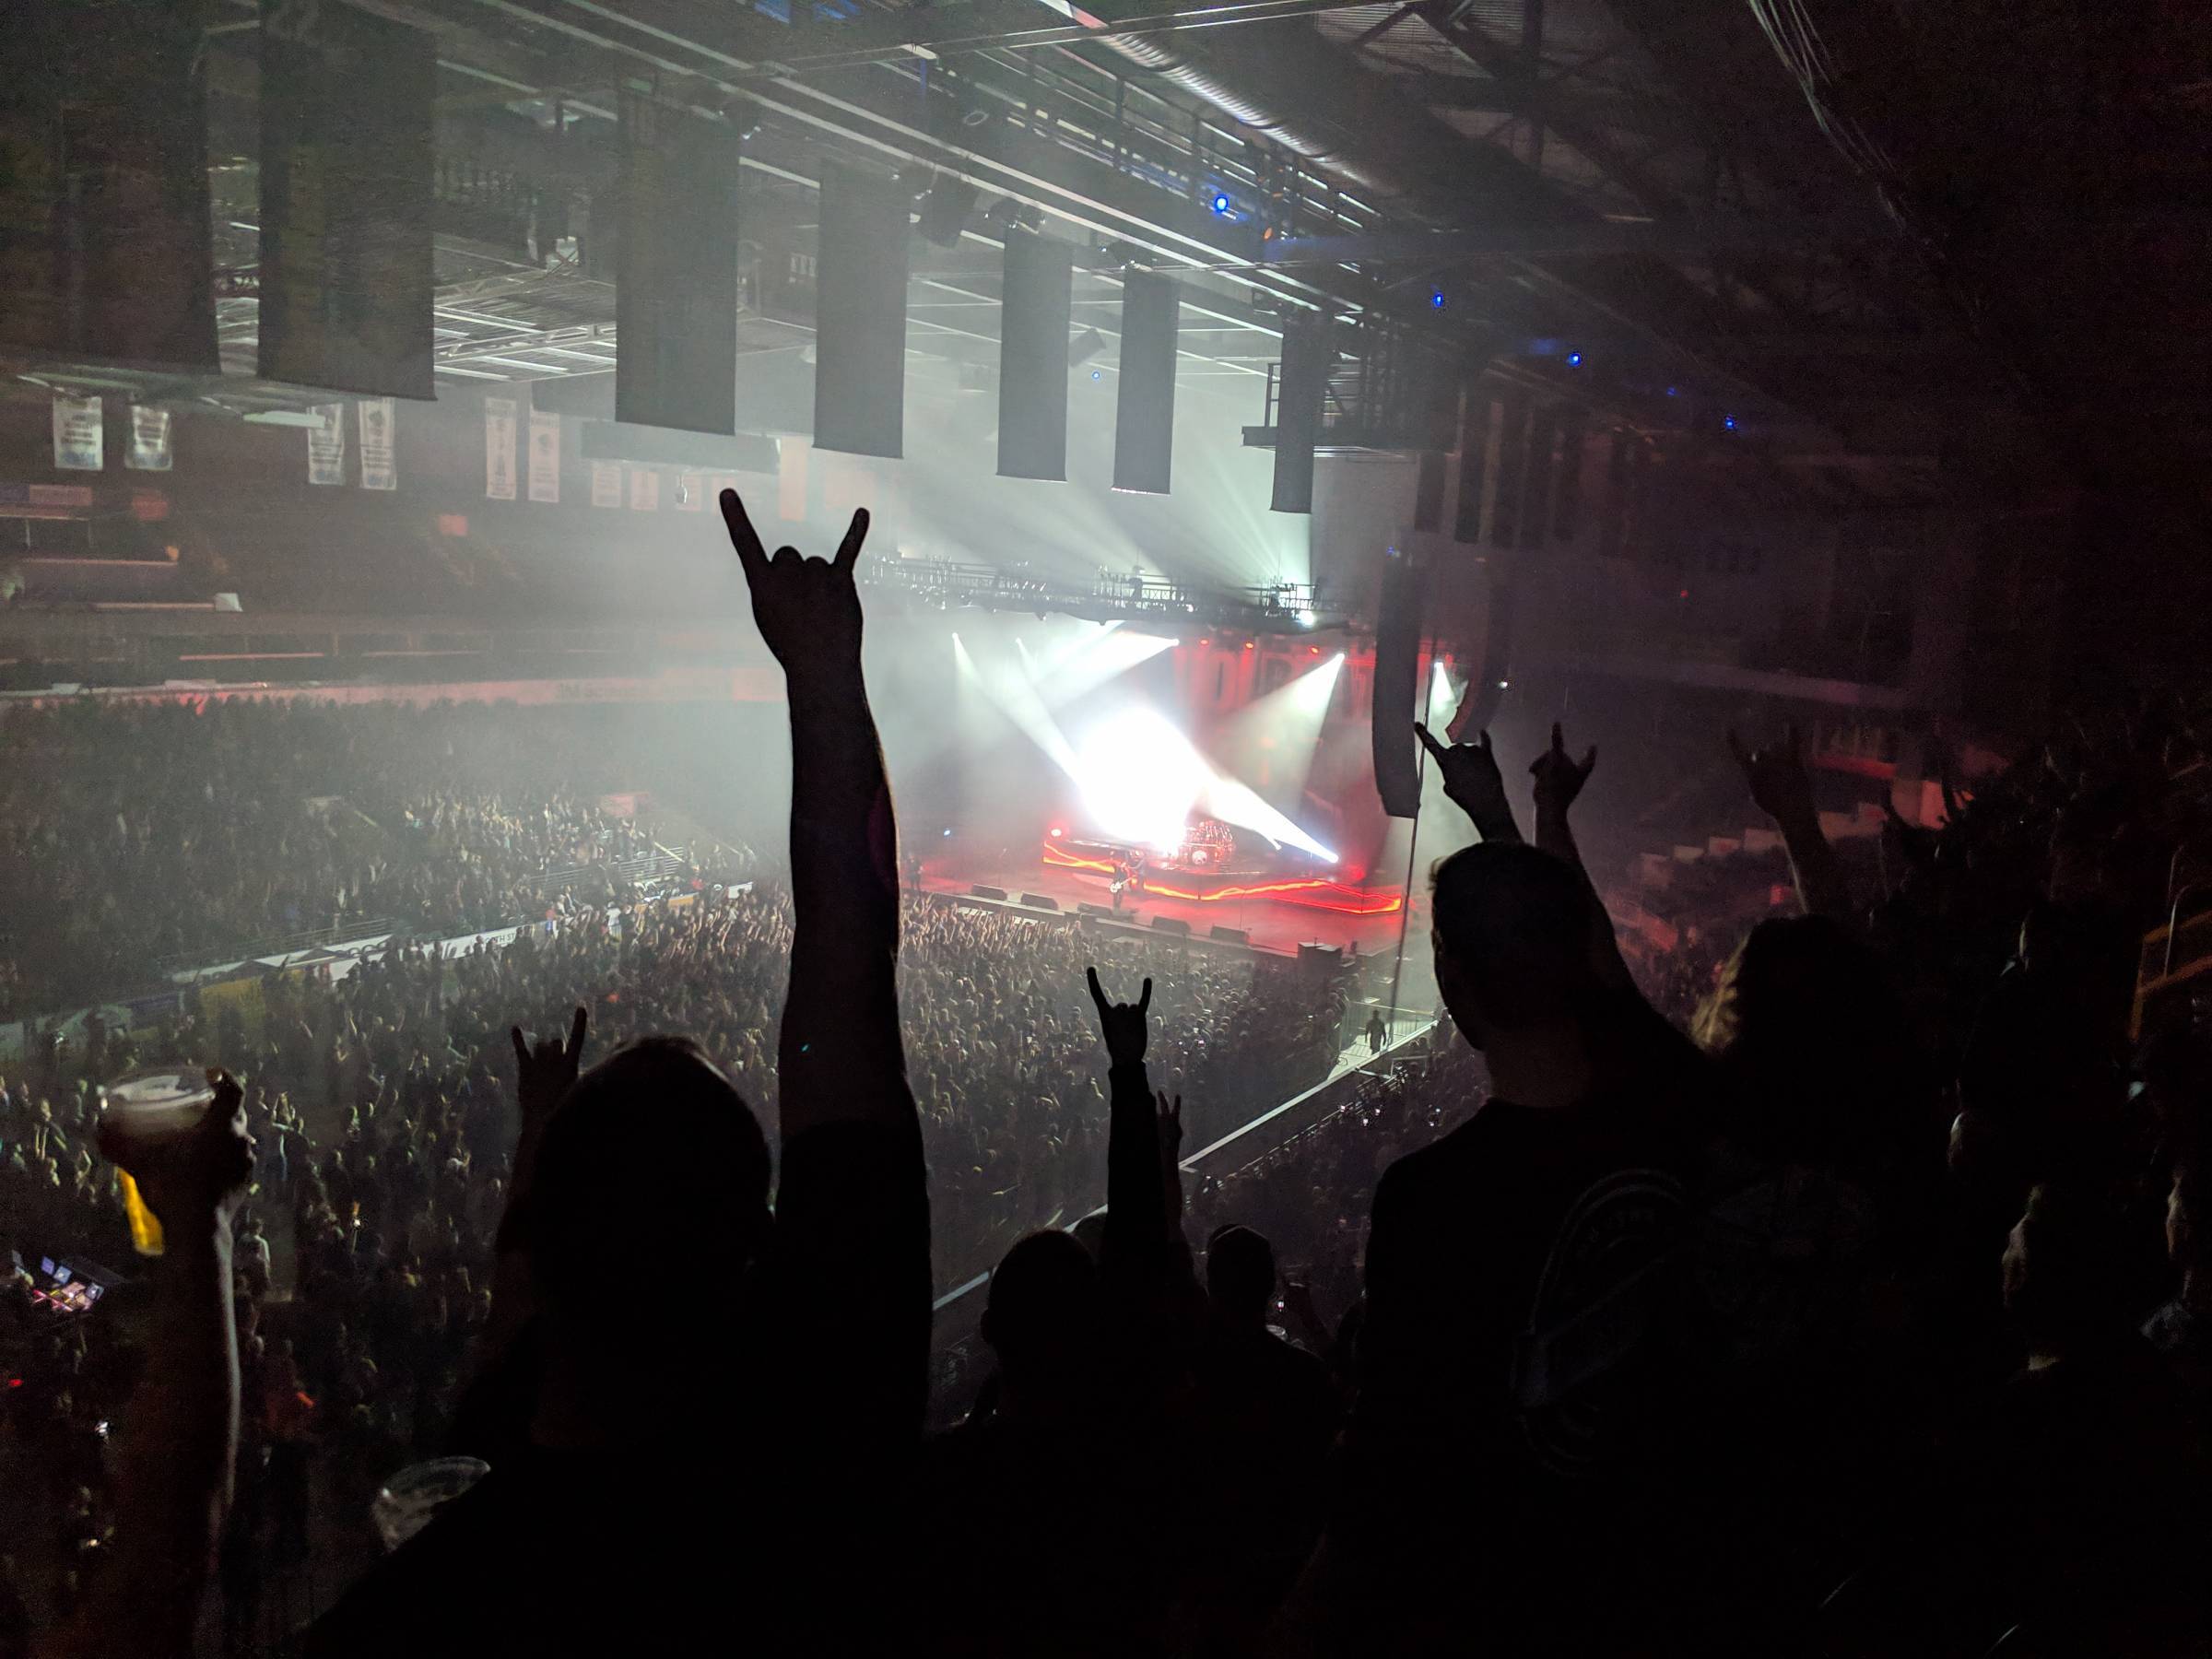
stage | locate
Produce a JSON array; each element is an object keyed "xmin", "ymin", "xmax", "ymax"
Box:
[{"xmin": 919, "ymin": 842, "xmax": 1418, "ymax": 959}]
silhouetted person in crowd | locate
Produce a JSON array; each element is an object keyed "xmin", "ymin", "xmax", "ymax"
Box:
[
  {"xmin": 925, "ymin": 969, "xmax": 1194, "ymax": 1655},
  {"xmin": 1694, "ymin": 914, "xmax": 1936, "ymax": 1197},
  {"xmin": 307, "ymin": 498, "xmax": 929, "ymax": 1654},
  {"xmin": 1303, "ymin": 719, "xmax": 1711, "ymax": 1655},
  {"xmin": 1184, "ymin": 1224, "xmax": 1338, "ymax": 1648},
  {"xmin": 2146, "ymin": 1162, "xmax": 2212, "ymax": 1367},
  {"xmin": 1940, "ymin": 1182, "xmax": 2210, "ymax": 1652}
]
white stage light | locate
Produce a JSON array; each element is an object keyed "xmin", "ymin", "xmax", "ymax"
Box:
[
  {"xmin": 1199, "ymin": 773, "xmax": 1335, "ymax": 862},
  {"xmin": 1208, "ymin": 650, "xmax": 1344, "ymax": 809},
  {"xmin": 1073, "ymin": 706, "xmax": 1208, "ymax": 850},
  {"xmin": 965, "ymin": 631, "xmax": 1080, "ymax": 778}
]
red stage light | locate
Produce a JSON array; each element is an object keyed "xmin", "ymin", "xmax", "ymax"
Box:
[{"xmin": 1048, "ymin": 826, "xmax": 1065, "ymax": 838}]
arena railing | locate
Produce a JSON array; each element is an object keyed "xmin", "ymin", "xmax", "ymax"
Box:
[{"xmin": 927, "ymin": 1017, "xmax": 1440, "ymax": 1339}]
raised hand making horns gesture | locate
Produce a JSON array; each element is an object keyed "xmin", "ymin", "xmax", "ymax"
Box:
[
  {"xmin": 510, "ymin": 1006, "xmax": 589, "ymax": 1131},
  {"xmin": 719, "ymin": 488, "xmax": 869, "ymax": 677},
  {"xmin": 1728, "ymin": 722, "xmax": 1818, "ymax": 828},
  {"xmin": 1087, "ymin": 965, "xmax": 1153, "ymax": 1069},
  {"xmin": 1530, "ymin": 722, "xmax": 1598, "ymax": 818},
  {"xmin": 1415, "ymin": 721, "xmax": 1524, "ymax": 845}
]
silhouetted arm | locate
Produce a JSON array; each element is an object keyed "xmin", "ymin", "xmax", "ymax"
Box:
[
  {"xmin": 1090, "ymin": 968, "xmax": 1165, "ymax": 1279},
  {"xmin": 448, "ymin": 1007, "xmax": 589, "ymax": 1458},
  {"xmin": 1730, "ymin": 724, "xmax": 1855, "ymax": 923},
  {"xmin": 1529, "ymin": 721, "xmax": 1598, "ymax": 879},
  {"xmin": 719, "ymin": 491, "xmax": 912, "ymax": 1132},
  {"xmin": 718, "ymin": 488, "xmax": 927, "ymax": 1448},
  {"xmin": 1155, "ymin": 1088, "xmax": 1185, "ymax": 1238},
  {"xmin": 56, "ymin": 1079, "xmax": 253, "ymax": 1659}
]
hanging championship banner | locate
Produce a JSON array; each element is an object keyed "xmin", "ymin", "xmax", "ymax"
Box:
[
  {"xmin": 484, "ymin": 397, "xmax": 518, "ymax": 500},
  {"xmin": 358, "ymin": 397, "xmax": 397, "ymax": 489},
  {"xmin": 257, "ymin": 0, "xmax": 434, "ymax": 396},
  {"xmin": 52, "ymin": 395, "xmax": 104, "ymax": 471},
  {"xmin": 675, "ymin": 471, "xmax": 704, "ymax": 511},
  {"xmin": 526, "ymin": 410, "xmax": 560, "ymax": 502},
  {"xmin": 628, "ymin": 467, "xmax": 660, "ymax": 512},
  {"xmin": 590, "ymin": 460, "xmax": 623, "ymax": 508},
  {"xmin": 307, "ymin": 403, "xmax": 346, "ymax": 486},
  {"xmin": 125, "ymin": 405, "xmax": 173, "ymax": 472}
]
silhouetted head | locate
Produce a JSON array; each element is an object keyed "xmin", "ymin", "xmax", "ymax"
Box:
[
  {"xmin": 2169, "ymin": 1163, "xmax": 2208, "ymax": 1275},
  {"xmin": 2003, "ymin": 1182, "xmax": 2132, "ymax": 1359},
  {"xmin": 1430, "ymin": 843, "xmax": 1605, "ymax": 1050},
  {"xmin": 1692, "ymin": 915, "xmax": 1876, "ymax": 1058},
  {"xmin": 982, "ymin": 1230, "xmax": 1099, "ymax": 1404},
  {"xmin": 1068, "ymin": 1212, "xmax": 1108, "ymax": 1261},
  {"xmin": 523, "ymin": 1036, "xmax": 771, "ymax": 1344},
  {"xmin": 1205, "ymin": 1224, "xmax": 1276, "ymax": 1326},
  {"xmin": 1694, "ymin": 914, "xmax": 1923, "ymax": 1180}
]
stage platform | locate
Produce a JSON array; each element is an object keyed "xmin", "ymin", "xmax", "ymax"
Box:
[{"xmin": 918, "ymin": 856, "xmax": 1419, "ymax": 959}]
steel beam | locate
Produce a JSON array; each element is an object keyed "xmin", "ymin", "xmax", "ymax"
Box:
[
  {"xmin": 1264, "ymin": 213, "xmax": 1888, "ymax": 265},
  {"xmin": 442, "ymin": 0, "xmax": 1390, "ymax": 324},
  {"xmin": 724, "ymin": 0, "xmax": 1391, "ymax": 73}
]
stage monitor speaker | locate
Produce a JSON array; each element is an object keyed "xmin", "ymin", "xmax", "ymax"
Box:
[
  {"xmin": 1020, "ymin": 893, "xmax": 1062, "ymax": 911},
  {"xmin": 1270, "ymin": 314, "xmax": 1331, "ymax": 514},
  {"xmin": 814, "ymin": 164, "xmax": 909, "ymax": 458},
  {"xmin": 1078, "ymin": 901, "xmax": 1117, "ymax": 919},
  {"xmin": 918, "ymin": 176, "xmax": 976, "ymax": 248},
  {"xmin": 1150, "ymin": 916, "xmax": 1193, "ymax": 938},
  {"xmin": 969, "ymin": 884, "xmax": 1009, "ymax": 901},
  {"xmin": 1112, "ymin": 272, "xmax": 1179, "ymax": 495},
  {"xmin": 998, "ymin": 232, "xmax": 1072, "ymax": 481},
  {"xmin": 1372, "ymin": 546, "xmax": 1424, "ymax": 818},
  {"xmin": 615, "ymin": 94, "xmax": 741, "ymax": 436},
  {"xmin": 1208, "ymin": 925, "xmax": 1251, "ymax": 946}
]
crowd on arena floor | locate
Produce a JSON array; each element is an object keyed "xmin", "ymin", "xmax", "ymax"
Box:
[
  {"xmin": 11, "ymin": 494, "xmax": 2212, "ymax": 1657},
  {"xmin": 0, "ymin": 699, "xmax": 737, "ymax": 1019}
]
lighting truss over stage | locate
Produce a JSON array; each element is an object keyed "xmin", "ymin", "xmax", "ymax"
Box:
[{"xmin": 862, "ymin": 558, "xmax": 1338, "ymax": 634}]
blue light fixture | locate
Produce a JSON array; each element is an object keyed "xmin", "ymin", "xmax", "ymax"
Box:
[
  {"xmin": 1430, "ymin": 289, "xmax": 1446, "ymax": 310},
  {"xmin": 1723, "ymin": 414, "xmax": 1737, "ymax": 431},
  {"xmin": 1567, "ymin": 351, "xmax": 1582, "ymax": 367},
  {"xmin": 1211, "ymin": 193, "xmax": 1231, "ymax": 215},
  {"xmin": 1665, "ymin": 385, "xmax": 1679, "ymax": 397}
]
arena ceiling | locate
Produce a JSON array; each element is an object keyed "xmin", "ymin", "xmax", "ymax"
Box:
[{"xmin": 44, "ymin": 0, "xmax": 2212, "ymax": 515}]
